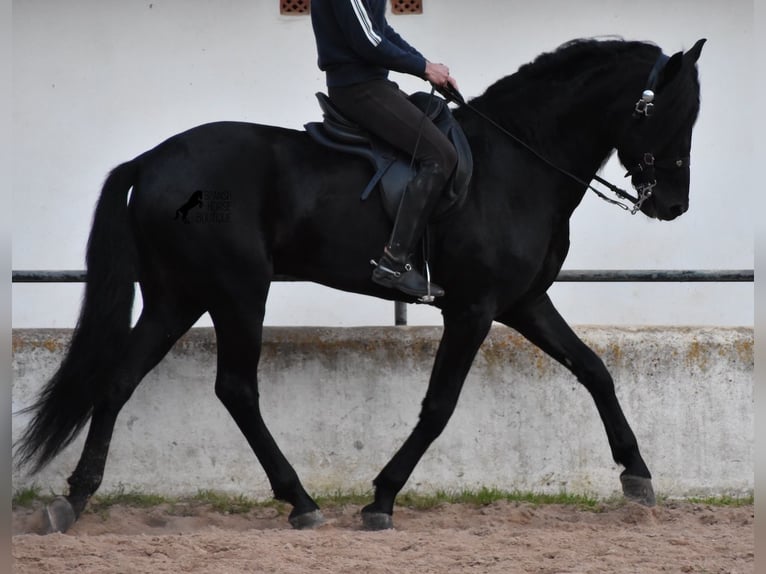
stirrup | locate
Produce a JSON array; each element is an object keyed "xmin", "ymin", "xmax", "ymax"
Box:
[
  {"xmin": 370, "ymin": 257, "xmax": 410, "ymax": 279},
  {"xmin": 370, "ymin": 258, "xmax": 441, "ymax": 303}
]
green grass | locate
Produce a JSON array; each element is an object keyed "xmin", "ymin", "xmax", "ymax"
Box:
[
  {"xmin": 189, "ymin": 489, "xmax": 283, "ymax": 515},
  {"xmin": 91, "ymin": 488, "xmax": 168, "ymax": 509},
  {"xmin": 12, "ymin": 485, "xmax": 51, "ymax": 508},
  {"xmin": 315, "ymin": 487, "xmax": 604, "ymax": 510},
  {"xmin": 90, "ymin": 488, "xmax": 288, "ymax": 516},
  {"xmin": 13, "ymin": 485, "xmax": 753, "ymax": 514},
  {"xmin": 398, "ymin": 487, "xmax": 603, "ymax": 510},
  {"xmin": 679, "ymin": 493, "xmax": 754, "ymax": 507},
  {"xmin": 314, "ymin": 486, "xmax": 602, "ymax": 510}
]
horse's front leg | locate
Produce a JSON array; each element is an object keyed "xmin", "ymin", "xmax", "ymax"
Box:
[
  {"xmin": 498, "ymin": 294, "xmax": 655, "ymax": 506},
  {"xmin": 362, "ymin": 308, "xmax": 494, "ymax": 530}
]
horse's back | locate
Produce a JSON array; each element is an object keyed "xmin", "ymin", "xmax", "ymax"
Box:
[
  {"xmin": 131, "ymin": 121, "xmax": 290, "ymax": 205},
  {"xmin": 127, "ymin": 121, "xmax": 393, "ymax": 294}
]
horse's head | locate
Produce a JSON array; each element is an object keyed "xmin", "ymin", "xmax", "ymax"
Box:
[{"xmin": 616, "ymin": 39, "xmax": 705, "ymax": 221}]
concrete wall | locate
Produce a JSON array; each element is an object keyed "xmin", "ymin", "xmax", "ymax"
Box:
[{"xmin": 12, "ymin": 325, "xmax": 753, "ymax": 500}]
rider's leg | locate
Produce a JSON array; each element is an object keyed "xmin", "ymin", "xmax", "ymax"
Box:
[
  {"xmin": 371, "ymin": 160, "xmax": 447, "ymax": 298},
  {"xmin": 329, "ymin": 80, "xmax": 457, "ymax": 299}
]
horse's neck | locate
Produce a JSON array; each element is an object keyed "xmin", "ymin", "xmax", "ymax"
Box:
[
  {"xmin": 466, "ymin": 47, "xmax": 657, "ymax": 179},
  {"xmin": 547, "ymin": 72, "xmax": 649, "ymax": 173},
  {"xmin": 454, "ymin": 57, "xmax": 656, "ymax": 229}
]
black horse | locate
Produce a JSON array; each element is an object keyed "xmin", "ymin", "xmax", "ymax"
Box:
[{"xmin": 17, "ymin": 37, "xmax": 705, "ymax": 532}]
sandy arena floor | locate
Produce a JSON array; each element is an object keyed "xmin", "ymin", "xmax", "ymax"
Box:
[{"xmin": 13, "ymin": 499, "xmax": 754, "ymax": 574}]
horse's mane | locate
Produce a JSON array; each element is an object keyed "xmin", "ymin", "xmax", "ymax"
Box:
[
  {"xmin": 521, "ymin": 38, "xmax": 656, "ymax": 80},
  {"xmin": 470, "ymin": 38, "xmax": 659, "ymax": 113},
  {"xmin": 463, "ymin": 37, "xmax": 700, "ymax": 145}
]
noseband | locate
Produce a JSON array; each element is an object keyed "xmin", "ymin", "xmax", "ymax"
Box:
[{"xmin": 622, "ymin": 152, "xmax": 690, "ymax": 214}]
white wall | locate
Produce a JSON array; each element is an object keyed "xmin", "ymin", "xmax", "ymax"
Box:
[{"xmin": 11, "ymin": 0, "xmax": 754, "ymax": 328}]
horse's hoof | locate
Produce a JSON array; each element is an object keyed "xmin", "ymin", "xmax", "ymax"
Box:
[
  {"xmin": 620, "ymin": 474, "xmax": 656, "ymax": 507},
  {"xmin": 42, "ymin": 496, "xmax": 77, "ymax": 534},
  {"xmin": 362, "ymin": 511, "xmax": 394, "ymax": 531},
  {"xmin": 288, "ymin": 509, "xmax": 326, "ymax": 530}
]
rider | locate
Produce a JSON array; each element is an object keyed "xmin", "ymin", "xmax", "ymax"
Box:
[{"xmin": 310, "ymin": 0, "xmax": 458, "ymax": 300}]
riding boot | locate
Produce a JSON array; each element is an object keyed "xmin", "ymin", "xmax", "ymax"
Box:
[{"xmin": 372, "ymin": 162, "xmax": 446, "ymax": 300}]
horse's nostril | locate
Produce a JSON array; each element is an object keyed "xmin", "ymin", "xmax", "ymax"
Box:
[{"xmin": 668, "ymin": 204, "xmax": 687, "ymax": 219}]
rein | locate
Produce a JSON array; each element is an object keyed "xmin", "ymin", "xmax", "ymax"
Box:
[{"xmin": 435, "ymin": 53, "xmax": 679, "ymax": 215}]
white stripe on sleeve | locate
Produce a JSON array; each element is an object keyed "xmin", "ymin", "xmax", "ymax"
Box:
[{"xmin": 349, "ymin": 0, "xmax": 382, "ymax": 47}]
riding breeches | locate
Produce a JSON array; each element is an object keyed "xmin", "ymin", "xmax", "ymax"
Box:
[{"xmin": 328, "ymin": 79, "xmax": 458, "ymax": 185}]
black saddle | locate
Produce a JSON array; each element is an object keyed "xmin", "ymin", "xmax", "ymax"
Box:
[{"xmin": 304, "ymin": 92, "xmax": 473, "ymax": 221}]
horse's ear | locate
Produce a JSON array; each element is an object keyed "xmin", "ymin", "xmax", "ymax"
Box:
[
  {"xmin": 657, "ymin": 39, "xmax": 706, "ymax": 92},
  {"xmin": 683, "ymin": 38, "xmax": 706, "ymax": 65},
  {"xmin": 656, "ymin": 51, "xmax": 683, "ymax": 92}
]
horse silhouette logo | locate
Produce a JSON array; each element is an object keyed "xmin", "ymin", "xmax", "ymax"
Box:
[{"xmin": 174, "ymin": 190, "xmax": 203, "ymax": 222}]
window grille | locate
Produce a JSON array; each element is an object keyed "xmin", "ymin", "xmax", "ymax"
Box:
[
  {"xmin": 280, "ymin": 0, "xmax": 309, "ymax": 15},
  {"xmin": 279, "ymin": 1, "xmax": 424, "ymax": 16},
  {"xmin": 391, "ymin": 0, "xmax": 423, "ymax": 14}
]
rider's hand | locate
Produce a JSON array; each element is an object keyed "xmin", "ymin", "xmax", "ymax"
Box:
[{"xmin": 424, "ymin": 61, "xmax": 458, "ymax": 91}]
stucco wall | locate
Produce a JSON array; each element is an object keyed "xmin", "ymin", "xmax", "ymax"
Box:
[
  {"xmin": 11, "ymin": 0, "xmax": 755, "ymax": 328},
  {"xmin": 11, "ymin": 325, "xmax": 753, "ymax": 500}
]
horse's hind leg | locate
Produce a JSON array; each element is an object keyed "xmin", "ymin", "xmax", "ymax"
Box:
[
  {"xmin": 499, "ymin": 295, "xmax": 655, "ymax": 506},
  {"xmin": 46, "ymin": 301, "xmax": 202, "ymax": 533},
  {"xmin": 209, "ymin": 281, "xmax": 324, "ymax": 529}
]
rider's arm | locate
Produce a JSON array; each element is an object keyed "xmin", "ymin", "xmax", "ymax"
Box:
[{"xmin": 329, "ymin": 0, "xmax": 427, "ymax": 78}]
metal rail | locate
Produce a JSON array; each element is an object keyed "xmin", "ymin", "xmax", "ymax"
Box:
[
  {"xmin": 552, "ymin": 269, "xmax": 753, "ymax": 282},
  {"xmin": 11, "ymin": 270, "xmax": 299, "ymax": 283},
  {"xmin": 12, "ymin": 269, "xmax": 753, "ymax": 326},
  {"xmin": 10, "ymin": 269, "xmax": 754, "ymax": 283}
]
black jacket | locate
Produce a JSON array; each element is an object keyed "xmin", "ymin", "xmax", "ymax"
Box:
[{"xmin": 311, "ymin": 0, "xmax": 427, "ymax": 87}]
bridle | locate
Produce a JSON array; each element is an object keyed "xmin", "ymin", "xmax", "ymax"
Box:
[
  {"xmin": 436, "ymin": 51, "xmax": 690, "ymax": 215},
  {"xmin": 620, "ymin": 52, "xmax": 690, "ymax": 214},
  {"xmin": 620, "ymin": 151, "xmax": 690, "ymax": 214}
]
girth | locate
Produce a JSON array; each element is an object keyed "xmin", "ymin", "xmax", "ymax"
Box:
[{"xmin": 304, "ymin": 92, "xmax": 473, "ymax": 221}]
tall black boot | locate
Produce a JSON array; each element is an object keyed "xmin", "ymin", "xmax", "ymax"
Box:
[{"xmin": 371, "ymin": 162, "xmax": 445, "ymax": 301}]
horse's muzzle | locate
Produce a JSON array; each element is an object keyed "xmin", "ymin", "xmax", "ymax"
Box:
[{"xmin": 643, "ymin": 195, "xmax": 688, "ymax": 221}]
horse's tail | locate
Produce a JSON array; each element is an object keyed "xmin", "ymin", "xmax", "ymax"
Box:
[{"xmin": 16, "ymin": 160, "xmax": 139, "ymax": 473}]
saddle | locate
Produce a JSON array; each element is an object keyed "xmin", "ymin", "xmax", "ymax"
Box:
[{"xmin": 304, "ymin": 92, "xmax": 473, "ymax": 221}]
